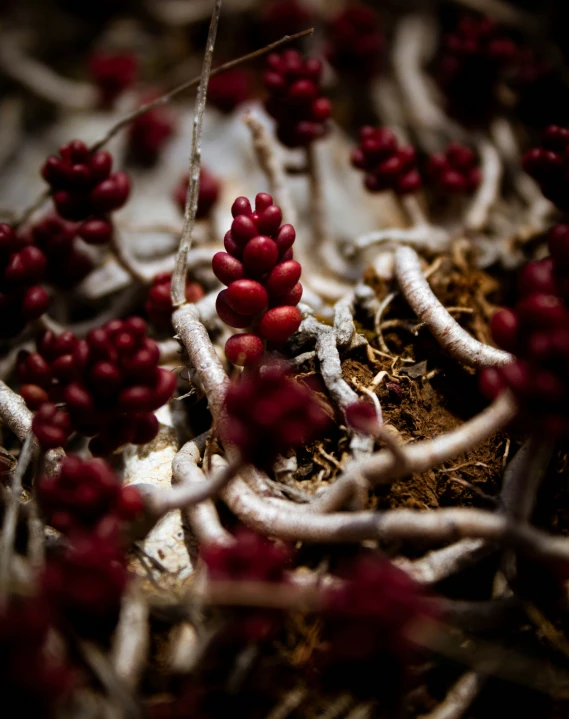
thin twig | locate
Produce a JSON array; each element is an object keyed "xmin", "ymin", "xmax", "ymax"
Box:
[{"xmin": 171, "ymin": 0, "xmax": 222, "ymax": 306}]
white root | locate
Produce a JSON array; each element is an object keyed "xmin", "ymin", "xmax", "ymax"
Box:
[
  {"xmin": 418, "ymin": 672, "xmax": 484, "ymax": 719},
  {"xmin": 352, "ymin": 225, "xmax": 449, "ymax": 254},
  {"xmin": 394, "ymin": 538, "xmax": 493, "ymax": 584},
  {"xmin": 111, "ymin": 586, "xmax": 150, "ymax": 689},
  {"xmin": 395, "ymin": 245, "xmax": 512, "ymax": 368},
  {"xmin": 465, "ymin": 140, "xmax": 503, "ymax": 232}
]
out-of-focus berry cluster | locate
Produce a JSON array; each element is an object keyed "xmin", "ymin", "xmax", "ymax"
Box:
[
  {"xmin": 145, "ymin": 272, "xmax": 204, "ymax": 329},
  {"xmin": 263, "ymin": 50, "xmax": 332, "ymax": 148},
  {"xmin": 426, "ymin": 142, "xmax": 481, "ymax": 195},
  {"xmin": 214, "ymin": 193, "xmax": 303, "ymax": 366},
  {"xmin": 523, "ymin": 125, "xmax": 569, "ymax": 211},
  {"xmin": 351, "ymin": 127, "xmax": 421, "ymax": 195},
  {"xmin": 325, "ymin": 4, "xmax": 384, "ymax": 81}
]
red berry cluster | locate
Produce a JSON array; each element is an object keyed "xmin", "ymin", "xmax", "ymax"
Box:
[
  {"xmin": 23, "ymin": 213, "xmax": 93, "ymax": 289},
  {"xmin": 0, "ymin": 223, "xmax": 49, "ymax": 338},
  {"xmin": 128, "ymin": 96, "xmax": 175, "ymax": 164},
  {"xmin": 41, "ymin": 140, "xmax": 130, "ymax": 244},
  {"xmin": 173, "ymin": 167, "xmax": 221, "ymax": 220},
  {"xmin": 263, "ymin": 51, "xmax": 332, "ymax": 148},
  {"xmin": 89, "ymin": 51, "xmax": 138, "ymax": 107},
  {"xmin": 481, "ymin": 225, "xmax": 569, "ymax": 435},
  {"xmin": 321, "ymin": 554, "xmax": 433, "ymax": 664},
  {"xmin": 202, "ymin": 527, "xmax": 291, "ymax": 582},
  {"xmin": 325, "ymin": 4, "xmax": 384, "ymax": 81},
  {"xmin": 202, "ymin": 527, "xmax": 292, "ymax": 641},
  {"xmin": 145, "ymin": 272, "xmax": 204, "ymax": 329},
  {"xmin": 207, "ymin": 68, "xmax": 252, "ymax": 115},
  {"xmin": 427, "ymin": 142, "xmax": 481, "ymax": 195},
  {"xmin": 260, "ymin": 0, "xmax": 312, "ymax": 43},
  {"xmin": 0, "ymin": 597, "xmax": 73, "ymax": 717},
  {"xmin": 32, "ymin": 403, "xmax": 72, "ymax": 450},
  {"xmin": 351, "ymin": 127, "xmax": 421, "ymax": 195},
  {"xmin": 213, "ymin": 193, "xmax": 303, "ymax": 366},
  {"xmin": 43, "ymin": 522, "xmax": 129, "ymax": 635},
  {"xmin": 38, "ymin": 455, "xmax": 143, "ymax": 534},
  {"xmin": 19, "ymin": 320, "xmax": 175, "ymax": 454},
  {"xmin": 522, "ymin": 125, "xmax": 569, "ymax": 211},
  {"xmin": 436, "ymin": 15, "xmax": 518, "ymax": 122},
  {"xmin": 221, "ymin": 361, "xmax": 330, "ymax": 468}
]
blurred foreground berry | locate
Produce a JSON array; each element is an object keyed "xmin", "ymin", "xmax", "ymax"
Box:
[
  {"xmin": 89, "ymin": 51, "xmax": 137, "ymax": 107},
  {"xmin": 173, "ymin": 166, "xmax": 221, "ymax": 219},
  {"xmin": 214, "ymin": 193, "xmax": 302, "ymax": 365},
  {"xmin": 264, "ymin": 50, "xmax": 332, "ymax": 148},
  {"xmin": 426, "ymin": 142, "xmax": 481, "ymax": 195},
  {"xmin": 207, "ymin": 68, "xmax": 253, "ymax": 114},
  {"xmin": 0, "ymin": 597, "xmax": 74, "ymax": 717},
  {"xmin": 523, "ymin": 125, "xmax": 569, "ymax": 211},
  {"xmin": 351, "ymin": 127, "xmax": 421, "ymax": 195},
  {"xmin": 32, "ymin": 402, "xmax": 72, "ymax": 450},
  {"xmin": 325, "ymin": 4, "xmax": 384, "ymax": 81},
  {"xmin": 38, "ymin": 455, "xmax": 143, "ymax": 534},
  {"xmin": 0, "ymin": 223, "xmax": 49, "ymax": 338},
  {"xmin": 221, "ymin": 361, "xmax": 329, "ymax": 468},
  {"xmin": 146, "ymin": 272, "xmax": 204, "ymax": 329}
]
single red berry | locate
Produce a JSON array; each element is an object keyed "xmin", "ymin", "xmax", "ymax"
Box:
[{"xmin": 225, "ymin": 333, "xmax": 265, "ymax": 366}]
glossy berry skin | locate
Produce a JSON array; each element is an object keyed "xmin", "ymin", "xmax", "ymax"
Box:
[
  {"xmin": 32, "ymin": 403, "xmax": 72, "ymax": 450},
  {"xmin": 145, "ymin": 272, "xmax": 204, "ymax": 329},
  {"xmin": 0, "ymin": 597, "xmax": 74, "ymax": 718},
  {"xmin": 215, "ymin": 194, "xmax": 302, "ymax": 365},
  {"xmin": 89, "ymin": 51, "xmax": 138, "ymax": 107},
  {"xmin": 325, "ymin": 4, "xmax": 384, "ymax": 81},
  {"xmin": 351, "ymin": 127, "xmax": 421, "ymax": 196},
  {"xmin": 481, "ymin": 248, "xmax": 569, "ymax": 435},
  {"xmin": 24, "ymin": 213, "xmax": 93, "ymax": 289},
  {"xmin": 436, "ymin": 14, "xmax": 518, "ymax": 123},
  {"xmin": 523, "ymin": 126, "xmax": 569, "ymax": 211},
  {"xmin": 207, "ymin": 68, "xmax": 252, "ymax": 114},
  {"xmin": 263, "ymin": 50, "xmax": 332, "ymax": 148},
  {"xmin": 426, "ymin": 142, "xmax": 481, "ymax": 195},
  {"xmin": 174, "ymin": 167, "xmax": 220, "ymax": 220},
  {"xmin": 128, "ymin": 97, "xmax": 175, "ymax": 164},
  {"xmin": 221, "ymin": 360, "xmax": 329, "ymax": 469},
  {"xmin": 0, "ymin": 223, "xmax": 50, "ymax": 338},
  {"xmin": 38, "ymin": 455, "xmax": 143, "ymax": 534}
]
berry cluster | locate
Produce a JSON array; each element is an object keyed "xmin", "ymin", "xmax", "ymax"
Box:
[
  {"xmin": 128, "ymin": 96, "xmax": 175, "ymax": 164},
  {"xmin": 436, "ymin": 15, "xmax": 517, "ymax": 122},
  {"xmin": 260, "ymin": 0, "xmax": 312, "ymax": 43},
  {"xmin": 221, "ymin": 361, "xmax": 329, "ymax": 468},
  {"xmin": 23, "ymin": 213, "xmax": 93, "ymax": 289},
  {"xmin": 481, "ymin": 225, "xmax": 569, "ymax": 434},
  {"xmin": 202, "ymin": 527, "xmax": 291, "ymax": 582},
  {"xmin": 173, "ymin": 167, "xmax": 221, "ymax": 220},
  {"xmin": 207, "ymin": 68, "xmax": 252, "ymax": 115},
  {"xmin": 145, "ymin": 272, "xmax": 204, "ymax": 329},
  {"xmin": 351, "ymin": 127, "xmax": 421, "ymax": 195},
  {"xmin": 325, "ymin": 4, "xmax": 384, "ymax": 81},
  {"xmin": 263, "ymin": 50, "xmax": 332, "ymax": 148},
  {"xmin": 38, "ymin": 455, "xmax": 143, "ymax": 534},
  {"xmin": 32, "ymin": 403, "xmax": 72, "ymax": 450},
  {"xmin": 43, "ymin": 522, "xmax": 130, "ymax": 635},
  {"xmin": 0, "ymin": 597, "xmax": 73, "ymax": 717},
  {"xmin": 202, "ymin": 527, "xmax": 292, "ymax": 641},
  {"xmin": 213, "ymin": 193, "xmax": 303, "ymax": 366},
  {"xmin": 522, "ymin": 125, "xmax": 569, "ymax": 211},
  {"xmin": 41, "ymin": 140, "xmax": 130, "ymax": 245},
  {"xmin": 19, "ymin": 320, "xmax": 175, "ymax": 454},
  {"xmin": 0, "ymin": 223, "xmax": 49, "ymax": 338},
  {"xmin": 89, "ymin": 51, "xmax": 138, "ymax": 107},
  {"xmin": 321, "ymin": 554, "xmax": 433, "ymax": 665},
  {"xmin": 426, "ymin": 142, "xmax": 481, "ymax": 195}
]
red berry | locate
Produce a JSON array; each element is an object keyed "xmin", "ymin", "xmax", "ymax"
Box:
[
  {"xmin": 216, "ymin": 290, "xmax": 253, "ymax": 329},
  {"xmin": 265, "ymin": 260, "xmax": 302, "ymax": 297},
  {"xmin": 242, "ymin": 236, "xmax": 279, "ymax": 274},
  {"xmin": 225, "ymin": 279, "xmax": 268, "ymax": 316},
  {"xmin": 225, "ymin": 334, "xmax": 265, "ymax": 366},
  {"xmin": 212, "ymin": 252, "xmax": 245, "ymax": 285},
  {"xmin": 258, "ymin": 306, "xmax": 302, "ymax": 343}
]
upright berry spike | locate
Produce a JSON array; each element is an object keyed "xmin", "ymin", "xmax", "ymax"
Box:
[
  {"xmin": 214, "ymin": 194, "xmax": 302, "ymax": 365},
  {"xmin": 263, "ymin": 50, "xmax": 332, "ymax": 148}
]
